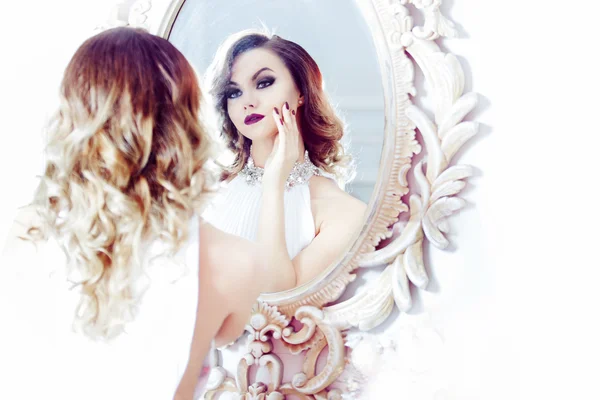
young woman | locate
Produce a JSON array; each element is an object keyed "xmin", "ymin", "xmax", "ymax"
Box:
[
  {"xmin": 0, "ymin": 27, "xmax": 265, "ymax": 400},
  {"xmin": 203, "ymin": 30, "xmax": 367, "ymax": 293}
]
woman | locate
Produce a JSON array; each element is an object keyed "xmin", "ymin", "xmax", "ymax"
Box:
[
  {"xmin": 0, "ymin": 27, "xmax": 264, "ymax": 400},
  {"xmin": 203, "ymin": 30, "xmax": 367, "ymax": 293}
]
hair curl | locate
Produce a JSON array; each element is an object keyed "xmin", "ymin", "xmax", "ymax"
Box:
[{"xmin": 28, "ymin": 27, "xmax": 218, "ymax": 340}]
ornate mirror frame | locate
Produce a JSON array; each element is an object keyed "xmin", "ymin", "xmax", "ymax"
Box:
[{"xmin": 100, "ymin": 0, "xmax": 480, "ymax": 397}]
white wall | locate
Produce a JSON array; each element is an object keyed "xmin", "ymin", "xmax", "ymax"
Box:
[
  {"xmin": 1, "ymin": 1, "xmax": 599, "ymax": 399},
  {"xmin": 410, "ymin": 1, "xmax": 600, "ymax": 398},
  {"xmin": 0, "ymin": 0, "xmax": 115, "ymax": 246}
]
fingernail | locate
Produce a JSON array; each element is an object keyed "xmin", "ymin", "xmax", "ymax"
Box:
[
  {"xmin": 280, "ymin": 118, "xmax": 284, "ymax": 124},
  {"xmin": 274, "ymin": 107, "xmax": 279, "ymax": 115},
  {"xmin": 292, "ymin": 110, "xmax": 296, "ymax": 116},
  {"xmin": 285, "ymin": 102, "xmax": 289, "ymax": 110}
]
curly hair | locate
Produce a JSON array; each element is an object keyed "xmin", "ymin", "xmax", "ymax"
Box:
[
  {"xmin": 28, "ymin": 27, "xmax": 218, "ymax": 340},
  {"xmin": 204, "ymin": 29, "xmax": 353, "ymax": 183}
]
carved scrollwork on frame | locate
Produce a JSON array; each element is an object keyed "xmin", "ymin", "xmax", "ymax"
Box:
[
  {"xmin": 106, "ymin": 0, "xmax": 480, "ymax": 397},
  {"xmin": 345, "ymin": 0, "xmax": 479, "ymax": 322},
  {"xmin": 258, "ymin": 0, "xmax": 479, "ymax": 333},
  {"xmin": 205, "ymin": 303, "xmax": 345, "ymax": 400},
  {"xmin": 94, "ymin": 0, "xmax": 153, "ymax": 32}
]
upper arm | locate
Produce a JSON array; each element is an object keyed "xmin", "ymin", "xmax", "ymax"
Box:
[
  {"xmin": 171, "ymin": 223, "xmax": 231, "ymax": 385},
  {"xmin": 171, "ymin": 221, "xmax": 263, "ymax": 396},
  {"xmin": 292, "ymin": 195, "xmax": 367, "ymax": 286},
  {"xmin": 201, "ymin": 222, "xmax": 264, "ymax": 303},
  {"xmin": 198, "ymin": 221, "xmax": 264, "ymax": 345}
]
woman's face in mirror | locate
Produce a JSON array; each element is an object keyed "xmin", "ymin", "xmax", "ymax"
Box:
[{"xmin": 225, "ymin": 48, "xmax": 302, "ymax": 142}]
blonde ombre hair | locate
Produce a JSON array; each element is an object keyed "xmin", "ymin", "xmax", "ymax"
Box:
[{"xmin": 28, "ymin": 27, "xmax": 217, "ymax": 340}]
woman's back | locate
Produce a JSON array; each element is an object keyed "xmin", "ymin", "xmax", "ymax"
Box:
[{"xmin": 0, "ymin": 27, "xmax": 265, "ymax": 400}]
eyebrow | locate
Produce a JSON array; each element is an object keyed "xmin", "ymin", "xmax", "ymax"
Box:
[{"xmin": 228, "ymin": 67, "xmax": 274, "ymax": 86}]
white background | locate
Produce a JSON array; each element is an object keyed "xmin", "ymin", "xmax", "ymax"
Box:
[{"xmin": 1, "ymin": 1, "xmax": 599, "ymax": 399}]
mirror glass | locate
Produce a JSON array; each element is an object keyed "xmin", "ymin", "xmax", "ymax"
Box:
[{"xmin": 168, "ymin": 0, "xmax": 384, "ymax": 292}]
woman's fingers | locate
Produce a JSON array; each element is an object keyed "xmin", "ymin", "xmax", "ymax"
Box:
[
  {"xmin": 281, "ymin": 101, "xmax": 291, "ymax": 124},
  {"xmin": 281, "ymin": 101, "xmax": 298, "ymax": 141},
  {"xmin": 273, "ymin": 106, "xmax": 287, "ymax": 150},
  {"xmin": 273, "ymin": 107, "xmax": 283, "ymax": 129},
  {"xmin": 274, "ymin": 102, "xmax": 300, "ymax": 161},
  {"xmin": 290, "ymin": 104, "xmax": 298, "ymax": 124},
  {"xmin": 282, "ymin": 102, "xmax": 300, "ymax": 153}
]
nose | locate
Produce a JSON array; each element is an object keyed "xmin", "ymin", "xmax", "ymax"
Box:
[{"xmin": 243, "ymin": 91, "xmax": 258, "ymax": 111}]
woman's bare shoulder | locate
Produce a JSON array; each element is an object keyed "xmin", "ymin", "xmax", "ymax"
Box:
[
  {"xmin": 198, "ymin": 220, "xmax": 263, "ymax": 296},
  {"xmin": 309, "ymin": 176, "xmax": 367, "ymax": 223}
]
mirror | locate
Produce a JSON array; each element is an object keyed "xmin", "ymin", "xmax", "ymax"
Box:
[
  {"xmin": 167, "ymin": 0, "xmax": 385, "ymax": 292},
  {"xmin": 129, "ymin": 0, "xmax": 481, "ymax": 397}
]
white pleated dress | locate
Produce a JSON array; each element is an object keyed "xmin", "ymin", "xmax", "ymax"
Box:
[
  {"xmin": 198, "ymin": 154, "xmax": 338, "ymax": 399},
  {"xmin": 202, "ymin": 176, "xmax": 315, "ymax": 259},
  {"xmin": 202, "ymin": 152, "xmax": 334, "ymax": 259},
  {"xmin": 0, "ymin": 214, "xmax": 202, "ymax": 400}
]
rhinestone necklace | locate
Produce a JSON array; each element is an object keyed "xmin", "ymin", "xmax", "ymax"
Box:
[{"xmin": 240, "ymin": 148, "xmax": 320, "ymax": 190}]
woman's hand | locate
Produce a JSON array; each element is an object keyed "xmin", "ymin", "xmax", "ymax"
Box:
[
  {"xmin": 256, "ymin": 101, "xmax": 300, "ymax": 291},
  {"xmin": 263, "ymin": 101, "xmax": 300, "ymax": 189}
]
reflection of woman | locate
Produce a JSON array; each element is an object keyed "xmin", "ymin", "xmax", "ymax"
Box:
[
  {"xmin": 0, "ymin": 27, "xmax": 264, "ymax": 400},
  {"xmin": 203, "ymin": 30, "xmax": 367, "ymax": 292}
]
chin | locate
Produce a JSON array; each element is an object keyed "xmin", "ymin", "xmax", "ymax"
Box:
[{"xmin": 241, "ymin": 125, "xmax": 277, "ymax": 141}]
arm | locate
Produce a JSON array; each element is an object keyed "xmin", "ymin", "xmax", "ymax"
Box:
[
  {"xmin": 259, "ymin": 104, "xmax": 367, "ymax": 292},
  {"xmin": 173, "ymin": 237, "xmax": 228, "ymax": 400},
  {"xmin": 258, "ymin": 103, "xmax": 301, "ymax": 292},
  {"xmin": 258, "ymin": 189, "xmax": 366, "ymax": 292},
  {"xmin": 257, "ymin": 185, "xmax": 296, "ymax": 292},
  {"xmin": 292, "ymin": 200, "xmax": 365, "ymax": 287},
  {"xmin": 174, "ymin": 222, "xmax": 264, "ymax": 399},
  {"xmin": 294, "ymin": 179, "xmax": 368, "ymax": 286},
  {"xmin": 173, "ymin": 289, "xmax": 225, "ymax": 400}
]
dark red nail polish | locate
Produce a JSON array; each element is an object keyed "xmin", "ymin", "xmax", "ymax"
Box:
[
  {"xmin": 274, "ymin": 107, "xmax": 279, "ymax": 115},
  {"xmin": 292, "ymin": 110, "xmax": 296, "ymax": 116},
  {"xmin": 280, "ymin": 118, "xmax": 284, "ymax": 124},
  {"xmin": 285, "ymin": 102, "xmax": 289, "ymax": 110}
]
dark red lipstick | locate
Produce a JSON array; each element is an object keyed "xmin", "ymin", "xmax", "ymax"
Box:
[{"xmin": 244, "ymin": 113, "xmax": 265, "ymax": 125}]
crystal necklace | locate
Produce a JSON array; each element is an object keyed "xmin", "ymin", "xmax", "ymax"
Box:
[{"xmin": 240, "ymin": 147, "xmax": 320, "ymax": 190}]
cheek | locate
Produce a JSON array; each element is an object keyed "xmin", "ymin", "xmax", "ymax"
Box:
[
  {"xmin": 226, "ymin": 104, "xmax": 242, "ymax": 127},
  {"xmin": 263, "ymin": 115, "xmax": 277, "ymax": 131},
  {"xmin": 226, "ymin": 103, "xmax": 235, "ymax": 119},
  {"xmin": 262, "ymin": 86, "xmax": 298, "ymax": 109}
]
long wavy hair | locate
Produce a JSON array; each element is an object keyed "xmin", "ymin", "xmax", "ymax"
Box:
[
  {"xmin": 28, "ymin": 27, "xmax": 217, "ymax": 340},
  {"xmin": 204, "ymin": 29, "xmax": 352, "ymax": 183}
]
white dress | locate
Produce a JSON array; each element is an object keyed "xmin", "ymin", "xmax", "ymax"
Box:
[
  {"xmin": 0, "ymin": 213, "xmax": 202, "ymax": 400},
  {"xmin": 202, "ymin": 151, "xmax": 336, "ymax": 259},
  {"xmin": 202, "ymin": 175, "xmax": 316, "ymax": 258},
  {"xmin": 199, "ymin": 153, "xmax": 336, "ymax": 398}
]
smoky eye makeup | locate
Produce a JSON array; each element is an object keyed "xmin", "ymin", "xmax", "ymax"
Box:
[
  {"xmin": 257, "ymin": 76, "xmax": 275, "ymax": 89},
  {"xmin": 225, "ymin": 78, "xmax": 275, "ymax": 99},
  {"xmin": 225, "ymin": 85, "xmax": 242, "ymax": 100}
]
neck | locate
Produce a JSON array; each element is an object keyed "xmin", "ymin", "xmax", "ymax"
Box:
[{"xmin": 250, "ymin": 135, "xmax": 306, "ymax": 167}]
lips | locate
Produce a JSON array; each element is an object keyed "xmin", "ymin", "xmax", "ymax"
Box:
[{"xmin": 244, "ymin": 113, "xmax": 265, "ymax": 125}]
